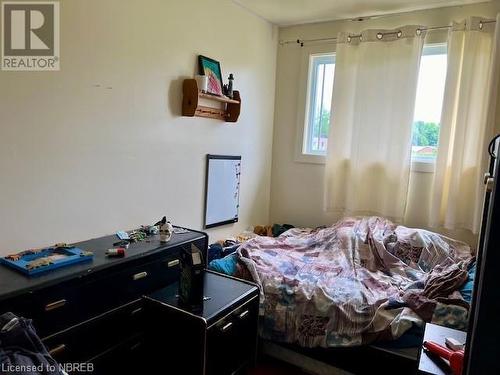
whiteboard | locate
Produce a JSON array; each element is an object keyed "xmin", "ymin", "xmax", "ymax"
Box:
[{"xmin": 204, "ymin": 155, "xmax": 241, "ymax": 228}]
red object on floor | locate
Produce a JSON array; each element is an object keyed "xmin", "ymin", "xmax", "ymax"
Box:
[{"xmin": 424, "ymin": 341, "xmax": 464, "ymax": 375}]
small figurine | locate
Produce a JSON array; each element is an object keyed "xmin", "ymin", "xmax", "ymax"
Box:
[
  {"xmin": 6, "ymin": 248, "xmax": 43, "ymax": 261},
  {"xmin": 54, "ymin": 243, "xmax": 73, "ymax": 249},
  {"xmin": 227, "ymin": 73, "xmax": 234, "ymax": 99},
  {"xmin": 26, "ymin": 257, "xmax": 53, "ymax": 270},
  {"xmin": 155, "ymin": 216, "xmax": 174, "ymax": 243},
  {"xmin": 161, "ymin": 222, "xmax": 173, "ymax": 243},
  {"xmin": 222, "ymin": 74, "xmax": 235, "ymax": 99}
]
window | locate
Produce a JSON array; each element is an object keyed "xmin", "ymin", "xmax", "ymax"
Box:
[
  {"xmin": 411, "ymin": 44, "xmax": 448, "ymax": 164},
  {"xmin": 303, "ymin": 53, "xmax": 336, "ymax": 156}
]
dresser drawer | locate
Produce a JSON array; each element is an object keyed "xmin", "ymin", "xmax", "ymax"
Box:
[
  {"xmin": 43, "ymin": 299, "xmax": 145, "ymax": 364},
  {"xmin": 206, "ymin": 296, "xmax": 259, "ymax": 375},
  {"xmin": 84, "ymin": 252, "xmax": 181, "ymax": 315},
  {"xmin": 231, "ymin": 298, "xmax": 259, "ymax": 365},
  {"xmin": 207, "ymin": 315, "xmax": 238, "ymax": 375},
  {"xmin": 123, "ymin": 253, "xmax": 181, "ymax": 298},
  {"xmin": 2, "ymin": 282, "xmax": 81, "ymax": 337},
  {"xmin": 3, "ymin": 251, "xmax": 181, "ymax": 338},
  {"xmin": 89, "ymin": 333, "xmax": 146, "ymax": 375}
]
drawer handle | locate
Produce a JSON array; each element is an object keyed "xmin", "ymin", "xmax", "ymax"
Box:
[
  {"xmin": 238, "ymin": 310, "xmax": 249, "ymax": 319},
  {"xmin": 45, "ymin": 299, "xmax": 67, "ymax": 312},
  {"xmin": 49, "ymin": 344, "xmax": 66, "ymax": 356},
  {"xmin": 132, "ymin": 271, "xmax": 148, "ymax": 281},
  {"xmin": 221, "ymin": 322, "xmax": 233, "ymax": 332},
  {"xmin": 131, "ymin": 307, "xmax": 143, "ymax": 316},
  {"xmin": 167, "ymin": 259, "xmax": 180, "ymax": 268}
]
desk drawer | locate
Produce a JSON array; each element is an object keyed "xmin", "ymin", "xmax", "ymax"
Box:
[
  {"xmin": 43, "ymin": 299, "xmax": 145, "ymax": 364},
  {"xmin": 4, "ymin": 253, "xmax": 180, "ymax": 338},
  {"xmin": 0, "ymin": 245, "xmax": 186, "ymax": 338},
  {"xmin": 3, "ymin": 283, "xmax": 80, "ymax": 338},
  {"xmin": 85, "ymin": 252, "xmax": 181, "ymax": 315},
  {"xmin": 206, "ymin": 296, "xmax": 259, "ymax": 375},
  {"xmin": 123, "ymin": 253, "xmax": 181, "ymax": 297},
  {"xmin": 207, "ymin": 316, "xmax": 238, "ymax": 375}
]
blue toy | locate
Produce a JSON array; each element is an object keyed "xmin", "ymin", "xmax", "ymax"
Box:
[{"xmin": 1, "ymin": 246, "xmax": 93, "ymax": 276}]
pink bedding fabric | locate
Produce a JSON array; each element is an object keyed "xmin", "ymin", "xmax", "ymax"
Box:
[{"xmin": 237, "ymin": 216, "xmax": 472, "ymax": 347}]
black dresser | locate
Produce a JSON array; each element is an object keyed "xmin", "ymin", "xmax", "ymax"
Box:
[
  {"xmin": 144, "ymin": 271, "xmax": 260, "ymax": 375},
  {"xmin": 0, "ymin": 228, "xmax": 208, "ymax": 373}
]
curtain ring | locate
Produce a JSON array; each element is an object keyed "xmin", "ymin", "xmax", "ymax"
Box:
[
  {"xmin": 479, "ymin": 21, "xmax": 483, "ymax": 30},
  {"xmin": 397, "ymin": 30, "xmax": 402, "ymax": 38},
  {"xmin": 347, "ymin": 35, "xmax": 352, "ymax": 43},
  {"xmin": 376, "ymin": 32, "xmax": 383, "ymax": 40},
  {"xmin": 416, "ymin": 28, "xmax": 422, "ymax": 36},
  {"xmin": 359, "ymin": 35, "xmax": 363, "ymax": 42}
]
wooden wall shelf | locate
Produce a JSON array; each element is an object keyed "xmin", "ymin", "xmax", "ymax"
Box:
[{"xmin": 182, "ymin": 79, "xmax": 241, "ymax": 122}]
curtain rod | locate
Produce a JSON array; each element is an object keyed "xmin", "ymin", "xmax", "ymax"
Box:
[{"xmin": 279, "ymin": 19, "xmax": 497, "ymax": 47}]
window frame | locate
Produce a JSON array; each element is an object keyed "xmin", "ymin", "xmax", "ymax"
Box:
[
  {"xmin": 304, "ymin": 54, "xmax": 336, "ymax": 156},
  {"xmin": 294, "ymin": 45, "xmax": 336, "ymax": 164},
  {"xmin": 411, "ymin": 41, "xmax": 448, "ymax": 173},
  {"xmin": 294, "ymin": 35, "xmax": 448, "ymax": 170}
]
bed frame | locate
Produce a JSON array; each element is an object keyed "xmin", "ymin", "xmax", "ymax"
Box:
[
  {"xmin": 260, "ymin": 137, "xmax": 500, "ymax": 374},
  {"xmin": 261, "ymin": 340, "xmax": 419, "ymax": 374}
]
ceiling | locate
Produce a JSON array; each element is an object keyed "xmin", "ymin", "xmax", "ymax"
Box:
[{"xmin": 233, "ymin": 0, "xmax": 491, "ymax": 26}]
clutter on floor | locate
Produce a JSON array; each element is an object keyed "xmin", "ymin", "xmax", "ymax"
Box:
[
  {"xmin": 253, "ymin": 223, "xmax": 294, "ymax": 237},
  {"xmin": 0, "ymin": 312, "xmax": 67, "ymax": 375}
]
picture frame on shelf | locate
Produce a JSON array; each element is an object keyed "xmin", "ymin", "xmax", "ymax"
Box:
[{"xmin": 198, "ymin": 55, "xmax": 223, "ymax": 96}]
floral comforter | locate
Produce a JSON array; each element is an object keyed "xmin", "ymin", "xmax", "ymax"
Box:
[{"xmin": 237, "ymin": 217, "xmax": 472, "ymax": 347}]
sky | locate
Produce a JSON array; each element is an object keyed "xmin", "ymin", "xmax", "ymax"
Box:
[{"xmin": 413, "ymin": 53, "xmax": 448, "ymax": 124}]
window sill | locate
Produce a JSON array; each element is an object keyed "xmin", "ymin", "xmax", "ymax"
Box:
[
  {"xmin": 292, "ymin": 156, "xmax": 436, "ymax": 171},
  {"xmin": 295, "ymin": 153, "xmax": 326, "ymax": 165},
  {"xmin": 411, "ymin": 160, "xmax": 436, "ymax": 173}
]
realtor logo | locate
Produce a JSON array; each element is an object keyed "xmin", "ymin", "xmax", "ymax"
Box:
[{"xmin": 1, "ymin": 1, "xmax": 59, "ymax": 71}]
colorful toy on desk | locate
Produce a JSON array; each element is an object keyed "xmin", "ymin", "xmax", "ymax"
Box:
[
  {"xmin": 54, "ymin": 243, "xmax": 73, "ymax": 249},
  {"xmin": 5, "ymin": 248, "xmax": 44, "ymax": 261},
  {"xmin": 115, "ymin": 218, "xmax": 174, "ymax": 246},
  {"xmin": 113, "ymin": 240, "xmax": 130, "ymax": 248},
  {"xmin": 1, "ymin": 245, "xmax": 94, "ymax": 276},
  {"xmin": 116, "ymin": 231, "xmax": 130, "ymax": 240},
  {"xmin": 26, "ymin": 257, "xmax": 53, "ymax": 270},
  {"xmin": 141, "ymin": 225, "xmax": 159, "ymax": 236},
  {"xmin": 423, "ymin": 341, "xmax": 464, "ymax": 375},
  {"xmin": 106, "ymin": 248, "xmax": 126, "ymax": 257},
  {"xmin": 129, "ymin": 230, "xmax": 147, "ymax": 242}
]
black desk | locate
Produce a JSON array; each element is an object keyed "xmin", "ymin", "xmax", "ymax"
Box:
[
  {"xmin": 0, "ymin": 227, "xmax": 208, "ymax": 374},
  {"xmin": 418, "ymin": 323, "xmax": 466, "ymax": 375},
  {"xmin": 0, "ymin": 229, "xmax": 205, "ymax": 302},
  {"xmin": 144, "ymin": 271, "xmax": 260, "ymax": 375}
]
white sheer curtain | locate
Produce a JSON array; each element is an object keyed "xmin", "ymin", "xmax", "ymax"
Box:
[
  {"xmin": 324, "ymin": 26, "xmax": 425, "ymax": 222},
  {"xmin": 429, "ymin": 16, "xmax": 500, "ymax": 234}
]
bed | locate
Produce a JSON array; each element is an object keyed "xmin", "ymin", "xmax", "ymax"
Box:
[{"xmin": 209, "ymin": 216, "xmax": 474, "ymax": 350}]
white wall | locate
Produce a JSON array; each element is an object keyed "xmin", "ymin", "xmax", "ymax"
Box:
[
  {"xmin": 0, "ymin": 0, "xmax": 277, "ymax": 255},
  {"xmin": 270, "ymin": 2, "xmax": 500, "ymax": 246}
]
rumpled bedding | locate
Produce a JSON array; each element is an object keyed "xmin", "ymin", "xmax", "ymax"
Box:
[{"xmin": 237, "ymin": 216, "xmax": 473, "ymax": 348}]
